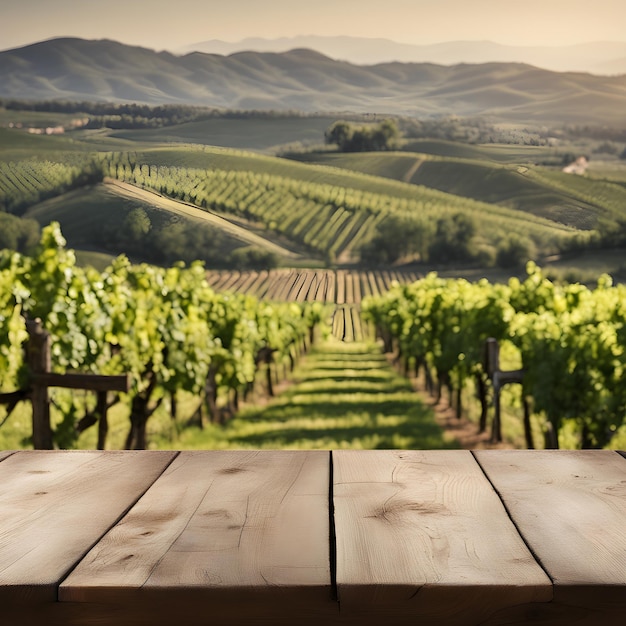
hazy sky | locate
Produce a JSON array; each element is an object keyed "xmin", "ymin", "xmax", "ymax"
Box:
[{"xmin": 2, "ymin": 0, "xmax": 625, "ymax": 52}]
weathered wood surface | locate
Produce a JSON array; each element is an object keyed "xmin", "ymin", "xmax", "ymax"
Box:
[
  {"xmin": 0, "ymin": 449, "xmax": 624, "ymax": 625},
  {"xmin": 60, "ymin": 450, "xmax": 332, "ymax": 625},
  {"xmin": 333, "ymin": 450, "xmax": 552, "ymax": 625},
  {"xmin": 475, "ymin": 450, "xmax": 626, "ymax": 621},
  {"xmin": 0, "ymin": 450, "xmax": 15, "ymax": 463},
  {"xmin": 0, "ymin": 451, "xmax": 176, "ymax": 604}
]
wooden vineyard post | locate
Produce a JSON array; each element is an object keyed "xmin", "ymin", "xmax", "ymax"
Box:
[
  {"xmin": 25, "ymin": 317, "xmax": 130, "ymax": 450},
  {"xmin": 26, "ymin": 318, "xmax": 54, "ymax": 450},
  {"xmin": 96, "ymin": 391, "xmax": 108, "ymax": 451},
  {"xmin": 485, "ymin": 338, "xmax": 530, "ymax": 447}
]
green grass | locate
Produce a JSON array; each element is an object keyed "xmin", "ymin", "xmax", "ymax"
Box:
[
  {"xmin": 152, "ymin": 340, "xmax": 456, "ymax": 450},
  {"xmin": 109, "ymin": 116, "xmax": 335, "ymax": 153},
  {"xmin": 402, "ymin": 140, "xmax": 557, "ymax": 163},
  {"xmin": 586, "ymin": 160, "xmax": 626, "ymax": 184}
]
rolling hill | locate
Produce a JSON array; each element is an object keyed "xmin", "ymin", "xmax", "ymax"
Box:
[
  {"xmin": 287, "ymin": 150, "xmax": 626, "ymax": 231},
  {"xmin": 23, "ymin": 180, "xmax": 305, "ymax": 267},
  {"xmin": 179, "ymin": 36, "xmax": 626, "ymax": 75},
  {"xmin": 1, "ymin": 38, "xmax": 626, "ymax": 126}
]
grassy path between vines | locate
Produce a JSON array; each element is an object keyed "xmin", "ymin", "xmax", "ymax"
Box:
[{"xmin": 163, "ymin": 339, "xmax": 457, "ymax": 450}]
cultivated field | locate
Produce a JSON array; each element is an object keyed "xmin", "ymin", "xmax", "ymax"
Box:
[
  {"xmin": 205, "ymin": 268, "xmax": 421, "ymax": 342},
  {"xmin": 2, "ymin": 106, "xmax": 626, "ymax": 278}
]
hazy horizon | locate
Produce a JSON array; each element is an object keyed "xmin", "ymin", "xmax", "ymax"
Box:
[{"xmin": 2, "ymin": 0, "xmax": 625, "ymax": 54}]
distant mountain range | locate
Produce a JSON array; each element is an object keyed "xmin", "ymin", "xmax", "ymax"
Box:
[
  {"xmin": 1, "ymin": 38, "xmax": 625, "ymax": 126},
  {"xmin": 179, "ymin": 36, "xmax": 626, "ymax": 76}
]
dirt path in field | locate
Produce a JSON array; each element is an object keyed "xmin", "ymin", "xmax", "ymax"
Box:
[
  {"xmin": 385, "ymin": 356, "xmax": 514, "ymax": 450},
  {"xmin": 104, "ymin": 178, "xmax": 301, "ymax": 260},
  {"xmin": 402, "ymin": 157, "xmax": 425, "ymax": 183},
  {"xmin": 427, "ymin": 395, "xmax": 514, "ymax": 450}
]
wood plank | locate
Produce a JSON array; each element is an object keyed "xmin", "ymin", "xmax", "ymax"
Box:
[
  {"xmin": 333, "ymin": 450, "xmax": 551, "ymax": 625},
  {"xmin": 60, "ymin": 450, "xmax": 333, "ymax": 624},
  {"xmin": 0, "ymin": 450, "xmax": 16, "ymax": 463},
  {"xmin": 32, "ymin": 372, "xmax": 129, "ymax": 392},
  {"xmin": 0, "ymin": 450, "xmax": 176, "ymax": 604},
  {"xmin": 475, "ymin": 450, "xmax": 626, "ymax": 617}
]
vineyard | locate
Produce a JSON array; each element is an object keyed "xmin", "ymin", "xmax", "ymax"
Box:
[
  {"xmin": 0, "ymin": 159, "xmax": 98, "ymax": 214},
  {"xmin": 0, "ymin": 224, "xmax": 323, "ymax": 450},
  {"xmin": 204, "ymin": 265, "xmax": 626, "ymax": 452},
  {"xmin": 0, "ymin": 140, "xmax": 611, "ymax": 271},
  {"xmin": 290, "ymin": 150, "xmax": 626, "ymax": 232},
  {"xmin": 99, "ymin": 151, "xmax": 581, "ymax": 263},
  {"xmin": 205, "ymin": 268, "xmax": 421, "ymax": 342},
  {"xmin": 3, "ymin": 113, "xmax": 626, "ymax": 453},
  {"xmin": 362, "ymin": 265, "xmax": 626, "ymax": 450}
]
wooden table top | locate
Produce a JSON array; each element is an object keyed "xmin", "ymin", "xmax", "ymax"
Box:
[{"xmin": 1, "ymin": 449, "xmax": 624, "ymax": 625}]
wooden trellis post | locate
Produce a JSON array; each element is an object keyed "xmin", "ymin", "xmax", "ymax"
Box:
[
  {"xmin": 25, "ymin": 318, "xmax": 130, "ymax": 450},
  {"xmin": 484, "ymin": 338, "xmax": 532, "ymax": 448},
  {"xmin": 26, "ymin": 318, "xmax": 53, "ymax": 450}
]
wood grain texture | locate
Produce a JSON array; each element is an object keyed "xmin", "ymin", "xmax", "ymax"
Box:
[
  {"xmin": 475, "ymin": 450, "xmax": 626, "ymax": 617},
  {"xmin": 333, "ymin": 450, "xmax": 552, "ymax": 625},
  {"xmin": 60, "ymin": 450, "xmax": 334, "ymax": 624},
  {"xmin": 0, "ymin": 450, "xmax": 16, "ymax": 463},
  {"xmin": 0, "ymin": 450, "xmax": 176, "ymax": 604}
]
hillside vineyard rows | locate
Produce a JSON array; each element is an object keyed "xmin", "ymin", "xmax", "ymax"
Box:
[
  {"xmin": 206, "ymin": 268, "xmax": 420, "ymax": 342},
  {"xmin": 6, "ymin": 133, "xmax": 626, "ymax": 280},
  {"xmin": 99, "ymin": 153, "xmax": 582, "ymax": 263},
  {"xmin": 0, "ymin": 148, "xmax": 593, "ymax": 270}
]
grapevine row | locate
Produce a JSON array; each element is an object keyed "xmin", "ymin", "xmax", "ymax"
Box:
[
  {"xmin": 0, "ymin": 159, "xmax": 99, "ymax": 214},
  {"xmin": 0, "ymin": 223, "xmax": 322, "ymax": 449},
  {"xmin": 362, "ymin": 264, "xmax": 626, "ymax": 449}
]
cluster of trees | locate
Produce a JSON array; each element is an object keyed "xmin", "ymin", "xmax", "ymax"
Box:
[
  {"xmin": 101, "ymin": 208, "xmax": 278, "ymax": 270},
  {"xmin": 359, "ymin": 213, "xmax": 535, "ymax": 269},
  {"xmin": 1, "ymin": 99, "xmax": 326, "ymax": 130},
  {"xmin": 0, "ymin": 213, "xmax": 40, "ymax": 253},
  {"xmin": 559, "ymin": 124, "xmax": 626, "ymax": 143},
  {"xmin": 324, "ymin": 119, "xmax": 400, "ymax": 152},
  {"xmin": 399, "ymin": 116, "xmax": 549, "ymax": 146},
  {"xmin": 2, "ymin": 99, "xmax": 206, "ymax": 128}
]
